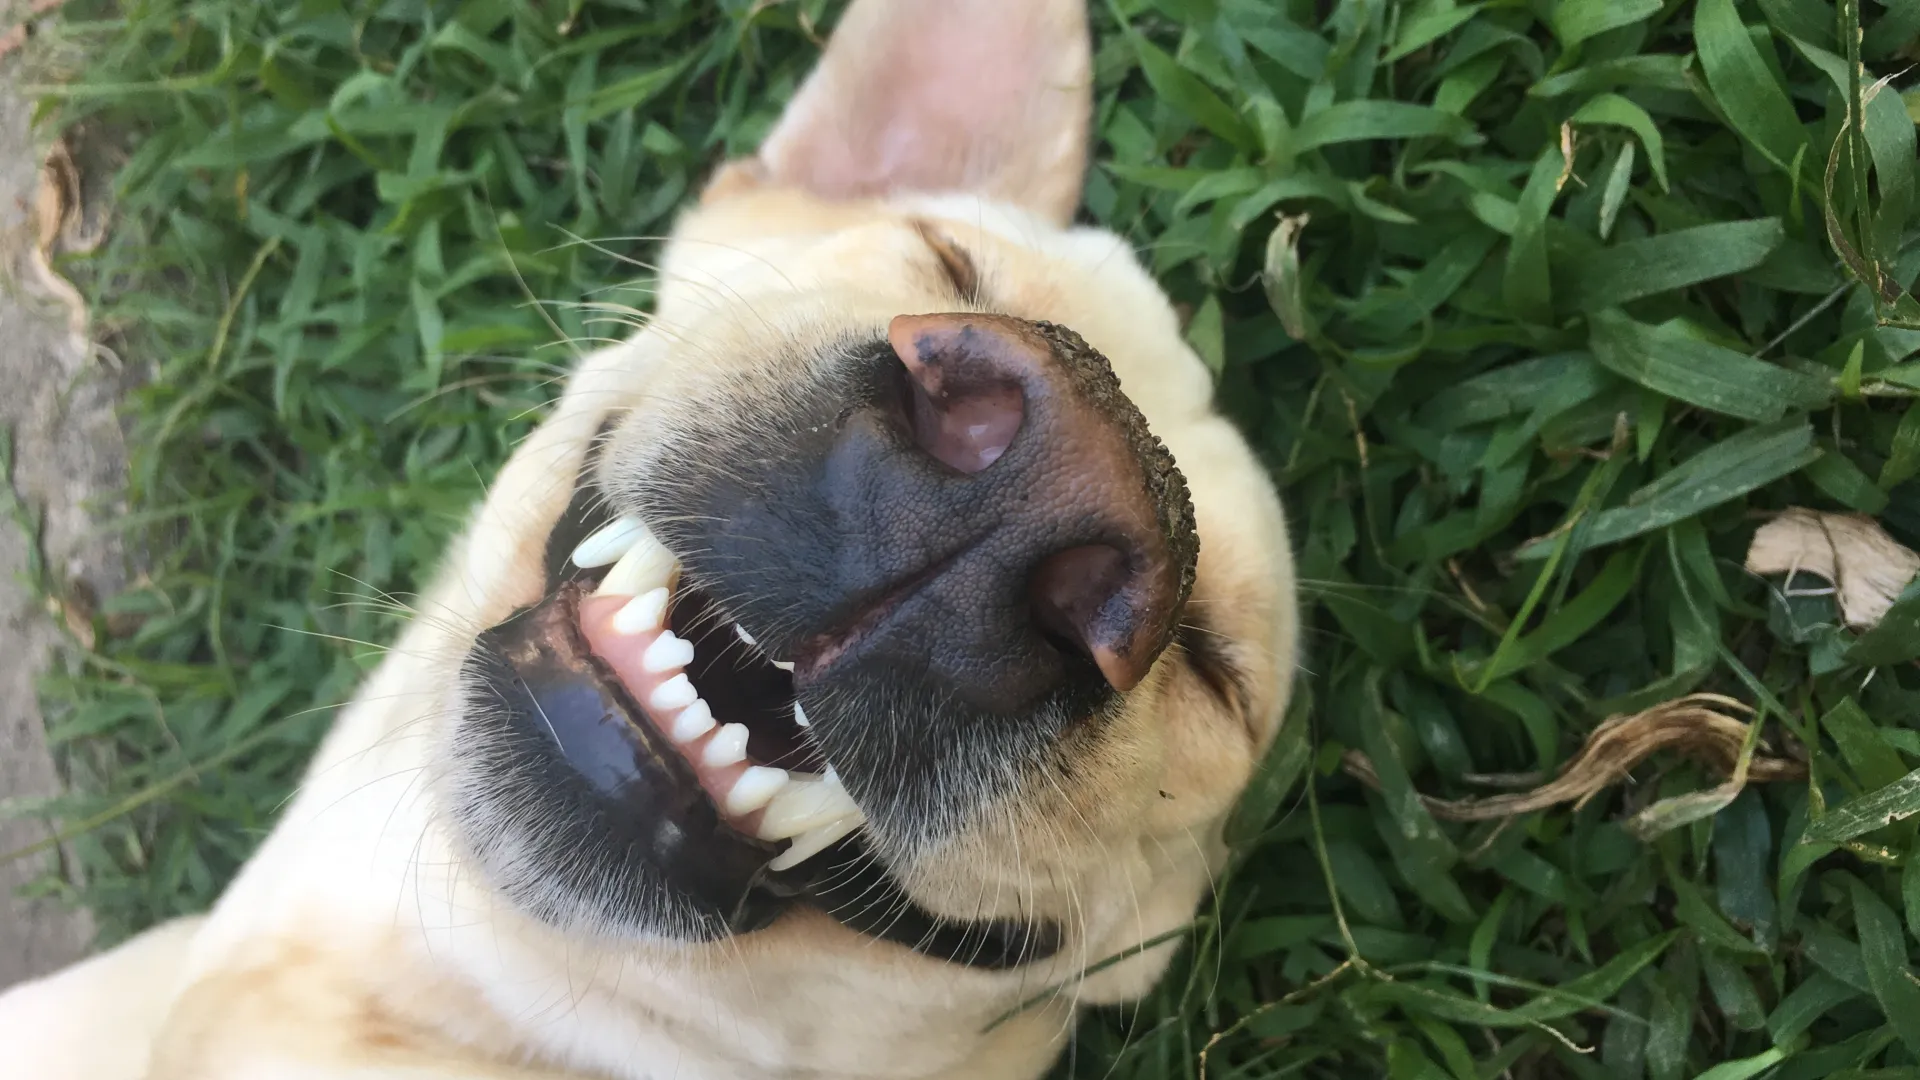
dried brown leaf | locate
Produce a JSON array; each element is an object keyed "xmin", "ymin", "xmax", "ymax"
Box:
[
  {"xmin": 1745, "ymin": 507, "xmax": 1920, "ymax": 628},
  {"xmin": 1343, "ymin": 694, "xmax": 1803, "ymax": 825},
  {"xmin": 21, "ymin": 138, "xmax": 91, "ymax": 349}
]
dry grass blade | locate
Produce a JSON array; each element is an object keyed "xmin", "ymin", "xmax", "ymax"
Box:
[{"xmin": 1343, "ymin": 694, "xmax": 1804, "ymax": 823}]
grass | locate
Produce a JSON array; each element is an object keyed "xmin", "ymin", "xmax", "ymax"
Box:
[{"xmin": 12, "ymin": 0, "xmax": 1920, "ymax": 1076}]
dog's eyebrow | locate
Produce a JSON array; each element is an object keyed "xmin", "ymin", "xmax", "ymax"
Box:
[{"xmin": 911, "ymin": 219, "xmax": 980, "ymax": 303}]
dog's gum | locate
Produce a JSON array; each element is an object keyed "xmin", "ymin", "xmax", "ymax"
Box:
[{"xmin": 578, "ymin": 593, "xmax": 773, "ymax": 831}]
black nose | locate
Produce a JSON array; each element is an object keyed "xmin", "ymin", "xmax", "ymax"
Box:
[
  {"xmin": 874, "ymin": 314, "xmax": 1193, "ymax": 694},
  {"xmin": 647, "ymin": 313, "xmax": 1196, "ymax": 719}
]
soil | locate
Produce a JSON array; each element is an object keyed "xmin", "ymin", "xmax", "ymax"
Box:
[{"xmin": 0, "ymin": 48, "xmax": 129, "ymax": 989}]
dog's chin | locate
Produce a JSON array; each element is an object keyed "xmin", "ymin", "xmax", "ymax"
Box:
[{"xmin": 436, "ymin": 471, "xmax": 1070, "ymax": 967}]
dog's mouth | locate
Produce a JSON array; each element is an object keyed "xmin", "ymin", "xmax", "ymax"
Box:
[
  {"xmin": 565, "ymin": 512, "xmax": 858, "ymax": 871},
  {"xmin": 466, "ymin": 477, "xmax": 1066, "ymax": 967}
]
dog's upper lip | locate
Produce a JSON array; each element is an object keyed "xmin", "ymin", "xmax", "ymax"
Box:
[{"xmin": 788, "ymin": 542, "xmax": 974, "ymax": 683}]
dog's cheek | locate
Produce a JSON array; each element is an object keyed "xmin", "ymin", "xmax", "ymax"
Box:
[
  {"xmin": 1142, "ymin": 668, "xmax": 1261, "ymax": 837},
  {"xmin": 428, "ymin": 416, "xmax": 611, "ymax": 638},
  {"xmin": 1073, "ymin": 832, "xmax": 1218, "ymax": 1005}
]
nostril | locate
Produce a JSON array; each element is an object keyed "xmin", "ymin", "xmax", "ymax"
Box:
[
  {"xmin": 903, "ymin": 375, "xmax": 1023, "ymax": 473},
  {"xmin": 888, "ymin": 313, "xmax": 1037, "ymax": 475},
  {"xmin": 1029, "ymin": 544, "xmax": 1142, "ymax": 691}
]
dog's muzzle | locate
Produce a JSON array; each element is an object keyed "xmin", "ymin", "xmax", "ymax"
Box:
[{"xmin": 455, "ymin": 313, "xmax": 1196, "ymax": 969}]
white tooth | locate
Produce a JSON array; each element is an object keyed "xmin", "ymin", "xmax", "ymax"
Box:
[
  {"xmin": 734, "ymin": 624, "xmax": 757, "ymax": 647},
  {"xmin": 767, "ymin": 815, "xmax": 861, "ymax": 871},
  {"xmin": 702, "ymin": 723, "xmax": 749, "ymax": 767},
  {"xmin": 594, "ymin": 529, "xmax": 678, "ymax": 596},
  {"xmin": 725, "ymin": 766, "xmax": 789, "ymax": 815},
  {"xmin": 571, "ymin": 515, "xmax": 649, "ymax": 568},
  {"xmin": 792, "ymin": 700, "xmax": 810, "ymax": 728},
  {"xmin": 642, "ymin": 631, "xmax": 695, "ymax": 673},
  {"xmin": 650, "ymin": 674, "xmax": 698, "ymax": 713},
  {"xmin": 670, "ymin": 699, "xmax": 715, "ymax": 742},
  {"xmin": 756, "ymin": 777, "xmax": 861, "ymax": 840},
  {"xmin": 612, "ymin": 587, "xmax": 671, "ymax": 635},
  {"xmin": 772, "ymin": 660, "xmax": 795, "ymax": 672}
]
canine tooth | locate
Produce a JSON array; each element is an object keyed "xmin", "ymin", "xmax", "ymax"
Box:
[
  {"xmin": 767, "ymin": 815, "xmax": 861, "ymax": 871},
  {"xmin": 595, "ymin": 530, "xmax": 678, "ymax": 596},
  {"xmin": 670, "ymin": 699, "xmax": 715, "ymax": 742},
  {"xmin": 571, "ymin": 515, "xmax": 649, "ymax": 568},
  {"xmin": 642, "ymin": 631, "xmax": 695, "ymax": 673},
  {"xmin": 772, "ymin": 660, "xmax": 795, "ymax": 672},
  {"xmin": 650, "ymin": 674, "xmax": 698, "ymax": 712},
  {"xmin": 702, "ymin": 723, "xmax": 749, "ymax": 767},
  {"xmin": 734, "ymin": 624, "xmax": 757, "ymax": 647},
  {"xmin": 756, "ymin": 778, "xmax": 860, "ymax": 840},
  {"xmin": 725, "ymin": 766, "xmax": 789, "ymax": 815},
  {"xmin": 612, "ymin": 587, "xmax": 671, "ymax": 635},
  {"xmin": 792, "ymin": 700, "xmax": 810, "ymax": 728}
]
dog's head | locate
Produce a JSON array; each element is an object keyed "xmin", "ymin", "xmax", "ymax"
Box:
[{"xmin": 433, "ymin": 0, "xmax": 1295, "ymax": 990}]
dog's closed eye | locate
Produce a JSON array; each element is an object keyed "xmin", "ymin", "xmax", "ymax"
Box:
[
  {"xmin": 1177, "ymin": 615, "xmax": 1249, "ymax": 719},
  {"xmin": 913, "ymin": 220, "xmax": 980, "ymax": 302}
]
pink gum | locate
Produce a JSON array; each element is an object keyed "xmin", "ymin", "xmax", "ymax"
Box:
[{"xmin": 577, "ymin": 593, "xmax": 768, "ymax": 832}]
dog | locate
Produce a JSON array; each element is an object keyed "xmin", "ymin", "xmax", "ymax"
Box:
[{"xmin": 1, "ymin": 0, "xmax": 1297, "ymax": 1075}]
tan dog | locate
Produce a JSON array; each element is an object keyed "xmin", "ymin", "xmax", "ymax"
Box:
[{"xmin": 1, "ymin": 1, "xmax": 1297, "ymax": 1076}]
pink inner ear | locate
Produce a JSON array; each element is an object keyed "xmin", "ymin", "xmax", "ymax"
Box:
[
  {"xmin": 802, "ymin": 33, "xmax": 1033, "ymax": 195},
  {"xmin": 752, "ymin": 0, "xmax": 1090, "ymax": 223}
]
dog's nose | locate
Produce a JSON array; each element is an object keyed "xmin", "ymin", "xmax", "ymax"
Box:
[
  {"xmin": 653, "ymin": 313, "xmax": 1196, "ymax": 717},
  {"xmin": 880, "ymin": 314, "xmax": 1189, "ymax": 693}
]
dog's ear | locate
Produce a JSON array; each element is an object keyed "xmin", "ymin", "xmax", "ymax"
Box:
[{"xmin": 713, "ymin": 0, "xmax": 1092, "ymax": 225}]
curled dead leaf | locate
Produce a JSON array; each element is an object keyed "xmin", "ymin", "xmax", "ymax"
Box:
[
  {"xmin": 24, "ymin": 138, "xmax": 94, "ymax": 351},
  {"xmin": 1261, "ymin": 212, "xmax": 1313, "ymax": 342},
  {"xmin": 47, "ymin": 579, "xmax": 96, "ymax": 650},
  {"xmin": 1745, "ymin": 507, "xmax": 1920, "ymax": 628},
  {"xmin": 1555, "ymin": 121, "xmax": 1578, "ymax": 193},
  {"xmin": 1343, "ymin": 694, "xmax": 1803, "ymax": 838}
]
